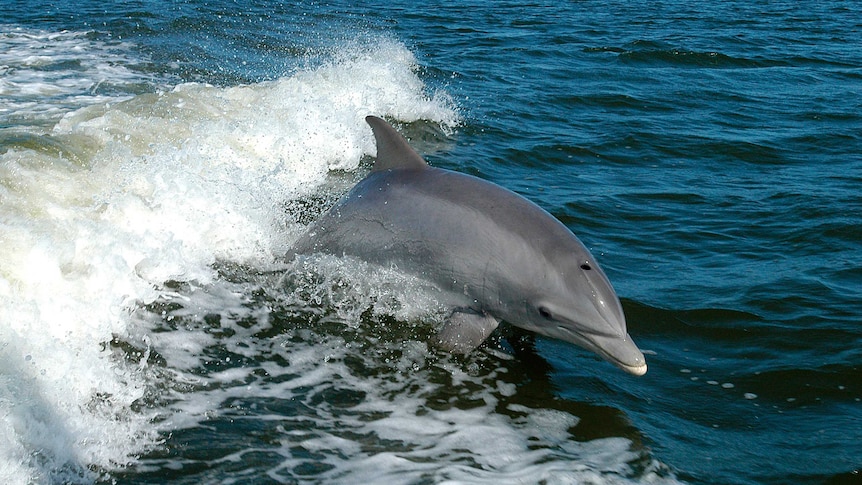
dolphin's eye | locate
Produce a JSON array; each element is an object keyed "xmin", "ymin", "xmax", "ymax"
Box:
[
  {"xmin": 580, "ymin": 262, "xmax": 592, "ymax": 271},
  {"xmin": 538, "ymin": 306, "xmax": 553, "ymax": 320}
]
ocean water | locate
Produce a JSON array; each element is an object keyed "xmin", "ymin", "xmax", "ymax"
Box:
[{"xmin": 1, "ymin": 1, "xmax": 860, "ymax": 484}]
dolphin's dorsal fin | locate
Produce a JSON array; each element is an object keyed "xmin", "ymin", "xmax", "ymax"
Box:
[{"xmin": 366, "ymin": 115, "xmax": 428, "ymax": 172}]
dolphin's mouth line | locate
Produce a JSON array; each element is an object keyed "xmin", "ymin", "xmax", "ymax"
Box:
[
  {"xmin": 592, "ymin": 343, "xmax": 648, "ymax": 376},
  {"xmin": 555, "ymin": 324, "xmax": 621, "ymax": 340},
  {"xmin": 553, "ymin": 326, "xmax": 647, "ymax": 376}
]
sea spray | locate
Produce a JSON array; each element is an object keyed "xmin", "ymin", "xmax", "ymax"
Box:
[{"xmin": 0, "ymin": 31, "xmax": 457, "ymax": 483}]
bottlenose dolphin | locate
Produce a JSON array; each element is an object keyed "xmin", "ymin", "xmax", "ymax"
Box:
[{"xmin": 287, "ymin": 116, "xmax": 647, "ymax": 375}]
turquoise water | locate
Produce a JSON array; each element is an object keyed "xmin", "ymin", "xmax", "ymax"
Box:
[{"xmin": 1, "ymin": 1, "xmax": 860, "ymax": 484}]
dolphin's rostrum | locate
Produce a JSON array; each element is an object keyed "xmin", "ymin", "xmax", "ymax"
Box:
[{"xmin": 287, "ymin": 116, "xmax": 647, "ymax": 376}]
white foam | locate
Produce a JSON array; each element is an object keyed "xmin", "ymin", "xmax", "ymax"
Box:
[
  {"xmin": 125, "ymin": 279, "xmax": 681, "ymax": 484},
  {"xmin": 0, "ymin": 31, "xmax": 457, "ymax": 483},
  {"xmin": 0, "ymin": 26, "xmax": 163, "ymax": 127}
]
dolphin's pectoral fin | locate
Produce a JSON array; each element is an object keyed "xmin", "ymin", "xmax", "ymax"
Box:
[{"xmin": 435, "ymin": 311, "xmax": 500, "ymax": 355}]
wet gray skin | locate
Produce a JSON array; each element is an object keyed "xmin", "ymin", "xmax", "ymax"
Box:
[{"xmin": 287, "ymin": 116, "xmax": 647, "ymax": 375}]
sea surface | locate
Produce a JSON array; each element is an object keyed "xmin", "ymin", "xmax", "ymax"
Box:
[{"xmin": 1, "ymin": 1, "xmax": 860, "ymax": 484}]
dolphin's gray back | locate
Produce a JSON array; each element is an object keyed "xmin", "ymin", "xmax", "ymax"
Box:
[{"xmin": 289, "ymin": 166, "xmax": 584, "ymax": 310}]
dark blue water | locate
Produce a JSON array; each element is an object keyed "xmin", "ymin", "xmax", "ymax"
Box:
[{"xmin": 1, "ymin": 1, "xmax": 860, "ymax": 484}]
